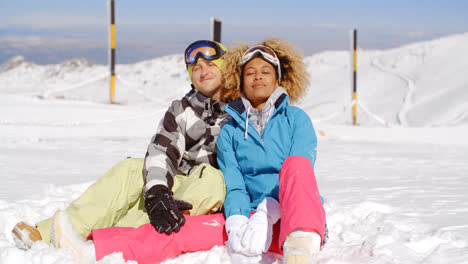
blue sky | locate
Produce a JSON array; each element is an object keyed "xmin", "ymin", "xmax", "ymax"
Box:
[{"xmin": 1, "ymin": 0, "xmax": 467, "ymax": 64}]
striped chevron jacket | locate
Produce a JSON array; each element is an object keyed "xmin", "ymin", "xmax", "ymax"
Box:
[{"xmin": 143, "ymin": 87, "xmax": 230, "ymax": 193}]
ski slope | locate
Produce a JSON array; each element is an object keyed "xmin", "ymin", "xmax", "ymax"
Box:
[{"xmin": 1, "ymin": 33, "xmax": 468, "ymax": 263}]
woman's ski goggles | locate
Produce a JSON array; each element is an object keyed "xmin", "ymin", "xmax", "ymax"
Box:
[
  {"xmin": 241, "ymin": 45, "xmax": 281, "ymax": 82},
  {"xmin": 184, "ymin": 40, "xmax": 226, "ymax": 67}
]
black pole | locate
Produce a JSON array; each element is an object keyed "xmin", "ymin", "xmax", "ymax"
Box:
[{"xmin": 211, "ymin": 17, "xmax": 222, "ymax": 43}]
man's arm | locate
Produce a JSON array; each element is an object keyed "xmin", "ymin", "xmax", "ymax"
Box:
[
  {"xmin": 143, "ymin": 101, "xmax": 186, "ymax": 192},
  {"xmin": 143, "ymin": 100, "xmax": 190, "ymax": 234}
]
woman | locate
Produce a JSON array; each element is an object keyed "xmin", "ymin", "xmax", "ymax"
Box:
[
  {"xmin": 218, "ymin": 38, "xmax": 326, "ymax": 264},
  {"xmin": 51, "ymin": 38, "xmax": 326, "ymax": 264}
]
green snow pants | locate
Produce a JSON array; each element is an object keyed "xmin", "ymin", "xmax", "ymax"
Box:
[{"xmin": 36, "ymin": 158, "xmax": 226, "ymax": 244}]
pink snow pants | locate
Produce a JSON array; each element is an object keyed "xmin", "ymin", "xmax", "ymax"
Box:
[{"xmin": 89, "ymin": 156, "xmax": 326, "ymax": 264}]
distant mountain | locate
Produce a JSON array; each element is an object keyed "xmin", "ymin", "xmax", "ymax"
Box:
[{"xmin": 1, "ymin": 32, "xmax": 467, "ymax": 127}]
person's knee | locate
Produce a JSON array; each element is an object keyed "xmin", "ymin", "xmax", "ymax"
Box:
[
  {"xmin": 198, "ymin": 164, "xmax": 223, "ymax": 179},
  {"xmin": 280, "ymin": 156, "xmax": 316, "ymax": 184},
  {"xmin": 282, "ymin": 156, "xmax": 313, "ymax": 171},
  {"xmin": 112, "ymin": 158, "xmax": 144, "ymax": 175},
  {"xmin": 200, "ymin": 164, "xmax": 226, "ymax": 190},
  {"xmin": 181, "ymin": 163, "xmax": 226, "ymax": 215},
  {"xmin": 102, "ymin": 158, "xmax": 144, "ymax": 187},
  {"xmin": 118, "ymin": 157, "xmax": 144, "ymax": 169}
]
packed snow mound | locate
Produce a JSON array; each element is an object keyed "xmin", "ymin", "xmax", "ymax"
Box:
[{"xmin": 1, "ymin": 32, "xmax": 467, "ymax": 126}]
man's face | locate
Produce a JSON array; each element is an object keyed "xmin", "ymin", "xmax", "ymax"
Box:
[{"xmin": 191, "ymin": 59, "xmax": 223, "ymax": 100}]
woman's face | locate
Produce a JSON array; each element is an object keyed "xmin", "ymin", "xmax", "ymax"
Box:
[{"xmin": 242, "ymin": 57, "xmax": 279, "ymax": 110}]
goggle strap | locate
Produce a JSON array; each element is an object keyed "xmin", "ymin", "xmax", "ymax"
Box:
[{"xmin": 185, "ymin": 40, "xmax": 224, "ymax": 66}]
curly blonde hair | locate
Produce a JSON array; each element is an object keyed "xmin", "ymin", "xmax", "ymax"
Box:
[{"xmin": 222, "ymin": 38, "xmax": 310, "ymax": 104}]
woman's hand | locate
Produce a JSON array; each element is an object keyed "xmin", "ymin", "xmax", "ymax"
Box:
[
  {"xmin": 225, "ymin": 197, "xmax": 281, "ymax": 261},
  {"xmin": 241, "ymin": 197, "xmax": 281, "ymax": 255},
  {"xmin": 225, "ymin": 214, "xmax": 261, "ymax": 263},
  {"xmin": 225, "ymin": 215, "xmax": 249, "ymax": 252}
]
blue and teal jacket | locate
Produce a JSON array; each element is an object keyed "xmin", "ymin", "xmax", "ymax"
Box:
[{"xmin": 216, "ymin": 88, "xmax": 318, "ymax": 219}]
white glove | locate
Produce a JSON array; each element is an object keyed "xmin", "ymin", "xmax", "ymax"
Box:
[
  {"xmin": 225, "ymin": 214, "xmax": 249, "ymax": 253},
  {"xmin": 226, "ymin": 215, "xmax": 261, "ymax": 263},
  {"xmin": 227, "ymin": 246, "xmax": 262, "ymax": 264},
  {"xmin": 241, "ymin": 197, "xmax": 281, "ymax": 256}
]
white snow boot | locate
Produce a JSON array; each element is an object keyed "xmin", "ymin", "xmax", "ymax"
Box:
[
  {"xmin": 11, "ymin": 221, "xmax": 43, "ymax": 249},
  {"xmin": 51, "ymin": 210, "xmax": 96, "ymax": 264},
  {"xmin": 283, "ymin": 230, "xmax": 321, "ymax": 264}
]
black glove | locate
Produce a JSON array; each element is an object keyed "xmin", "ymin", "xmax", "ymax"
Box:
[{"xmin": 144, "ymin": 185, "xmax": 193, "ymax": 234}]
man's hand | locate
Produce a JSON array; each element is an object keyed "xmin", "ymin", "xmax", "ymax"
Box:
[{"xmin": 144, "ymin": 185, "xmax": 193, "ymax": 234}]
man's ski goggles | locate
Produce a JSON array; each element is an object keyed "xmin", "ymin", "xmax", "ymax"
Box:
[
  {"xmin": 241, "ymin": 45, "xmax": 281, "ymax": 82},
  {"xmin": 184, "ymin": 40, "xmax": 226, "ymax": 67}
]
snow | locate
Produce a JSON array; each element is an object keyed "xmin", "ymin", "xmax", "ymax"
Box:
[{"xmin": 1, "ymin": 32, "xmax": 468, "ymax": 263}]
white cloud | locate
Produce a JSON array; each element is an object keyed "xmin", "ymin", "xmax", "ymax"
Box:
[{"xmin": 407, "ymin": 31, "xmax": 425, "ymax": 39}]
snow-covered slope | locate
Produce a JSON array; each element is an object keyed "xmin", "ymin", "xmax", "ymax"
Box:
[
  {"xmin": 300, "ymin": 32, "xmax": 468, "ymax": 127},
  {"xmin": 1, "ymin": 33, "xmax": 468, "ymax": 264}
]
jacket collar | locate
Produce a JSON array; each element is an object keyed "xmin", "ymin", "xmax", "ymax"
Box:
[
  {"xmin": 226, "ymin": 87, "xmax": 289, "ymax": 141},
  {"xmin": 227, "ymin": 87, "xmax": 289, "ymax": 117},
  {"xmin": 185, "ymin": 86, "xmax": 227, "ymax": 116}
]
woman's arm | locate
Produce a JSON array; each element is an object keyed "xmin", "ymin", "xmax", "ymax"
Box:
[{"xmin": 216, "ymin": 124, "xmax": 252, "ymax": 218}]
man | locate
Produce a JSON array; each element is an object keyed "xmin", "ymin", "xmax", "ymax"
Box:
[{"xmin": 12, "ymin": 40, "xmax": 230, "ymax": 249}]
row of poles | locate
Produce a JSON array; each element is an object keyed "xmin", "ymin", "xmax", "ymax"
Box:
[{"xmin": 107, "ymin": 0, "xmax": 358, "ymax": 125}]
